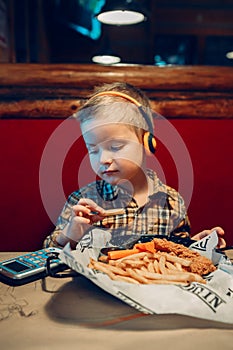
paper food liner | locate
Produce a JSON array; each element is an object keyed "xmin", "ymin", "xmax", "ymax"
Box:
[{"xmin": 59, "ymin": 230, "xmax": 233, "ymax": 324}]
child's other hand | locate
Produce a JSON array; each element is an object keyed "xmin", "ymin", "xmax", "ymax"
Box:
[{"xmin": 192, "ymin": 226, "xmax": 226, "ymax": 249}]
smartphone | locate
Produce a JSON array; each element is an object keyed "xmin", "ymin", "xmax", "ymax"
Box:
[{"xmin": 0, "ymin": 247, "xmax": 68, "ymax": 286}]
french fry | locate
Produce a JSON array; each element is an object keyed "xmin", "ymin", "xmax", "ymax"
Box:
[
  {"xmin": 135, "ymin": 268, "xmax": 205, "ymax": 283},
  {"xmin": 162, "ymin": 252, "xmax": 191, "ymax": 267},
  {"xmin": 153, "ymin": 259, "xmax": 160, "ymax": 273},
  {"xmin": 90, "ymin": 259, "xmax": 115, "ymax": 279},
  {"xmin": 158, "ymin": 255, "xmax": 167, "ymax": 274},
  {"xmin": 141, "ymin": 266, "xmax": 149, "ymax": 272},
  {"xmin": 126, "ymin": 267, "xmax": 150, "ymax": 284},
  {"xmin": 122, "ymin": 259, "xmax": 146, "ymax": 268},
  {"xmin": 127, "ymin": 252, "xmax": 154, "ymax": 260},
  {"xmin": 165, "ymin": 261, "xmax": 178, "ymax": 271},
  {"xmin": 118, "ymin": 251, "xmax": 151, "ymax": 261},
  {"xmin": 108, "ymin": 260, "xmax": 126, "ymax": 269},
  {"xmin": 104, "ymin": 264, "xmax": 129, "ymax": 276},
  {"xmin": 98, "ymin": 255, "xmax": 109, "ymax": 263},
  {"xmin": 147, "ymin": 261, "xmax": 155, "ymax": 273},
  {"xmin": 148, "ymin": 279, "xmax": 188, "ymax": 285},
  {"xmin": 174, "ymin": 262, "xmax": 183, "ymax": 271}
]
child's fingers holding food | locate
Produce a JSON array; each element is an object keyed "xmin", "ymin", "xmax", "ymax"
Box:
[
  {"xmin": 76, "ymin": 198, "xmax": 105, "ymax": 215},
  {"xmin": 71, "ymin": 199, "xmax": 106, "ymax": 224}
]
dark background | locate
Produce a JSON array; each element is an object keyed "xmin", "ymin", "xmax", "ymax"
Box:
[{"xmin": 6, "ymin": 0, "xmax": 233, "ymax": 66}]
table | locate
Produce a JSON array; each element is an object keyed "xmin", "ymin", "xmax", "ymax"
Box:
[{"xmin": 1, "ymin": 252, "xmax": 233, "ymax": 350}]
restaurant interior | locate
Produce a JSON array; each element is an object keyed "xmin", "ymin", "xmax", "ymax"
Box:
[{"xmin": 0, "ymin": 2, "xmax": 233, "ymax": 348}]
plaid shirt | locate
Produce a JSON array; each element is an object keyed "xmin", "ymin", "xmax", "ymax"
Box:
[{"xmin": 43, "ymin": 169, "xmax": 191, "ymax": 248}]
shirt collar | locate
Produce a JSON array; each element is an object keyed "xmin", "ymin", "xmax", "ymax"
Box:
[
  {"xmin": 146, "ymin": 169, "xmax": 168, "ymax": 197},
  {"xmin": 96, "ymin": 169, "xmax": 175, "ymax": 202}
]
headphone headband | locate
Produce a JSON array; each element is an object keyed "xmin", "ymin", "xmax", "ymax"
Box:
[{"xmin": 93, "ymin": 91, "xmax": 142, "ymax": 107}]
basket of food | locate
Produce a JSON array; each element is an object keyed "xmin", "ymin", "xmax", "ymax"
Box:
[{"xmin": 59, "ymin": 229, "xmax": 233, "ymax": 324}]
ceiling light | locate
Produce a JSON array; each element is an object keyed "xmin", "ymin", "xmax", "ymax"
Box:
[
  {"xmin": 91, "ymin": 35, "xmax": 121, "ymax": 65},
  {"xmin": 96, "ymin": 1, "xmax": 146, "ymax": 25},
  {"xmin": 226, "ymin": 51, "xmax": 233, "ymax": 59},
  {"xmin": 92, "ymin": 54, "xmax": 121, "ymax": 65}
]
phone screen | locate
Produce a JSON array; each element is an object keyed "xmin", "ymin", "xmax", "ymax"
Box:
[{"xmin": 3, "ymin": 260, "xmax": 31, "ymax": 273}]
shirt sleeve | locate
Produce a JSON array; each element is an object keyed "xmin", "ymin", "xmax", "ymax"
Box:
[
  {"xmin": 170, "ymin": 214, "xmax": 191, "ymax": 238},
  {"xmin": 167, "ymin": 188, "xmax": 191, "ymax": 238},
  {"xmin": 42, "ymin": 192, "xmax": 81, "ymax": 248}
]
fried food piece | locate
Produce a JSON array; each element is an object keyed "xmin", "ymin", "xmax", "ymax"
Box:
[{"xmin": 152, "ymin": 238, "xmax": 216, "ymax": 275}]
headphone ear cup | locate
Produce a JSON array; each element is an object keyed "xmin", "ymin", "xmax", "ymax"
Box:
[{"xmin": 143, "ymin": 132, "xmax": 157, "ymax": 154}]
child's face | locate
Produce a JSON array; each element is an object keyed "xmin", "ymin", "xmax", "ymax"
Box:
[{"xmin": 82, "ymin": 122, "xmax": 145, "ymax": 186}]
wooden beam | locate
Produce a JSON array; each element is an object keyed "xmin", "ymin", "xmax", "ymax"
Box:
[{"xmin": 0, "ymin": 64, "xmax": 233, "ymax": 118}]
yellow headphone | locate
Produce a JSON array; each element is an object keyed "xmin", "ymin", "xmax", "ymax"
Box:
[{"xmin": 92, "ymin": 91, "xmax": 157, "ymax": 154}]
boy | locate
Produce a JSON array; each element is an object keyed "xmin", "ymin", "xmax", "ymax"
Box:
[{"xmin": 43, "ymin": 82, "xmax": 225, "ymax": 249}]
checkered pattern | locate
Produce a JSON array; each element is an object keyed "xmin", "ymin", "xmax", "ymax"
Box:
[{"xmin": 43, "ymin": 169, "xmax": 190, "ymax": 248}]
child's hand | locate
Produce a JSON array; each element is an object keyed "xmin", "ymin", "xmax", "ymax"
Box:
[
  {"xmin": 65, "ymin": 198, "xmax": 106, "ymax": 245},
  {"xmin": 73, "ymin": 198, "xmax": 106, "ymax": 223},
  {"xmin": 192, "ymin": 226, "xmax": 226, "ymax": 249}
]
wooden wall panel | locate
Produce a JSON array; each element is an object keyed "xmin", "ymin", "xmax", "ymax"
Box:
[{"xmin": 0, "ymin": 64, "xmax": 233, "ymax": 119}]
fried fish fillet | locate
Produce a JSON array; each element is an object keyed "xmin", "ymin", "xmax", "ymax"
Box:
[{"xmin": 153, "ymin": 238, "xmax": 216, "ymax": 275}]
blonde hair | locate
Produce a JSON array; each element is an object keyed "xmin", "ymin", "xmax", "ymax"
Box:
[{"xmin": 76, "ymin": 82, "xmax": 154, "ymax": 136}]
